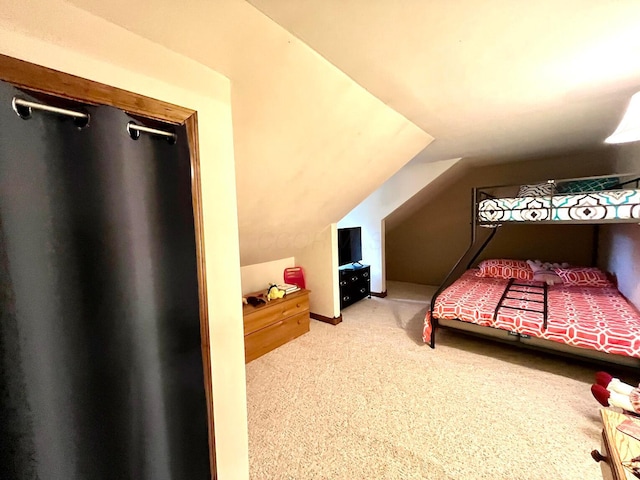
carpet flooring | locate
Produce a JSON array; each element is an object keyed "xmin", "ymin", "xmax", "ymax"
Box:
[{"xmin": 245, "ymin": 281, "xmax": 633, "ymax": 479}]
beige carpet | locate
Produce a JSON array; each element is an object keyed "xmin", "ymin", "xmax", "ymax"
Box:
[{"xmin": 246, "ymin": 281, "xmax": 632, "ymax": 479}]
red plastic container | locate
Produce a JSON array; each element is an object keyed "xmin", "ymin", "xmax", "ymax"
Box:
[{"xmin": 283, "ymin": 267, "xmax": 306, "ymax": 289}]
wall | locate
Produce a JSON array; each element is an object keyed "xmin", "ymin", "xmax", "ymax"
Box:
[
  {"xmin": 240, "ymin": 257, "xmax": 295, "ymax": 295},
  {"xmin": 338, "ymin": 157, "xmax": 459, "ymax": 293},
  {"xmin": 600, "ymin": 224, "xmax": 640, "ymax": 309},
  {"xmin": 599, "ymin": 142, "xmax": 640, "ymax": 309},
  {"xmin": 386, "ymin": 150, "xmax": 617, "ymax": 286},
  {"xmin": 240, "ymin": 229, "xmax": 339, "ymax": 319},
  {"xmin": 0, "ymin": 2, "xmax": 248, "ymax": 478},
  {"xmin": 293, "ymin": 224, "xmax": 340, "ymax": 319}
]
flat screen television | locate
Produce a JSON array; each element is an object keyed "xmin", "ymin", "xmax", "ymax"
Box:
[{"xmin": 338, "ymin": 227, "xmax": 362, "ymax": 266}]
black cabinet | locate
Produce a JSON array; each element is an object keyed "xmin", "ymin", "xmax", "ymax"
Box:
[{"xmin": 339, "ymin": 265, "xmax": 370, "ymax": 309}]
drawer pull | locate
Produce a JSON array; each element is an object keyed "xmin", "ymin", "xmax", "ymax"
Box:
[
  {"xmin": 360, "ymin": 288, "xmax": 366, "ymax": 293},
  {"xmin": 351, "ymin": 276, "xmax": 358, "ymax": 282},
  {"xmin": 296, "ymin": 303, "xmax": 300, "ymax": 308},
  {"xmin": 590, "ymin": 450, "xmax": 608, "ymax": 463}
]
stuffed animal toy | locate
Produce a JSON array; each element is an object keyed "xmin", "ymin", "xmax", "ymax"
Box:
[
  {"xmin": 526, "ymin": 259, "xmax": 569, "ymax": 285},
  {"xmin": 243, "ymin": 295, "xmax": 267, "ymax": 307},
  {"xmin": 266, "ymin": 284, "xmax": 285, "ymax": 301},
  {"xmin": 591, "ymin": 371, "xmax": 640, "ymax": 415}
]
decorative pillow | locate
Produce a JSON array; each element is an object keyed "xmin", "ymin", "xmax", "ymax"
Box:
[
  {"xmin": 553, "ymin": 267, "xmax": 612, "ymax": 287},
  {"xmin": 517, "ymin": 182, "xmax": 556, "ymax": 197},
  {"xmin": 476, "ymin": 259, "xmax": 534, "ymax": 280},
  {"xmin": 555, "ymin": 177, "xmax": 620, "ymax": 194}
]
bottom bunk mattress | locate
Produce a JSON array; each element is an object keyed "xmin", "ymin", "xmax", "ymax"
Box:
[{"xmin": 424, "ymin": 269, "xmax": 640, "ymax": 358}]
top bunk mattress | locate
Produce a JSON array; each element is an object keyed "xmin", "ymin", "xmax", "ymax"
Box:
[
  {"xmin": 428, "ymin": 270, "xmax": 640, "ymax": 358},
  {"xmin": 478, "ymin": 189, "xmax": 640, "ymax": 224}
]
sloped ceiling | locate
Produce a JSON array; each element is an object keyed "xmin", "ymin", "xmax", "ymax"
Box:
[
  {"xmin": 248, "ymin": 0, "xmax": 640, "ymax": 163},
  {"xmin": 36, "ymin": 1, "xmax": 640, "ymax": 266},
  {"xmin": 63, "ymin": 0, "xmax": 433, "ymax": 265}
]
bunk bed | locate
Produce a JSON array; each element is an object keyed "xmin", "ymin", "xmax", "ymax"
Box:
[{"xmin": 424, "ymin": 174, "xmax": 640, "ymax": 367}]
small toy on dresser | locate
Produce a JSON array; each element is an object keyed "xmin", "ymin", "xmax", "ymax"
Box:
[
  {"xmin": 266, "ymin": 284, "xmax": 285, "ymax": 301},
  {"xmin": 243, "ymin": 294, "xmax": 266, "ymax": 307}
]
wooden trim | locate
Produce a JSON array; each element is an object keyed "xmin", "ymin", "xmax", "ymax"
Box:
[
  {"xmin": 0, "ymin": 54, "xmax": 217, "ymax": 478},
  {"xmin": 0, "ymin": 54, "xmax": 193, "ymax": 124},
  {"xmin": 185, "ymin": 113, "xmax": 217, "ymax": 478},
  {"xmin": 600, "ymin": 408, "xmax": 640, "ymax": 480},
  {"xmin": 370, "ymin": 290, "xmax": 387, "ymax": 298},
  {"xmin": 310, "ymin": 312, "xmax": 343, "ymax": 325}
]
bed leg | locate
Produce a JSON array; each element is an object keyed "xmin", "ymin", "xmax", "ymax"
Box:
[{"xmin": 429, "ymin": 319, "xmax": 437, "ymax": 349}]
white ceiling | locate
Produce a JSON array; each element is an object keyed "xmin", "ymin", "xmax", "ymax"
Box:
[{"xmin": 248, "ymin": 0, "xmax": 640, "ymax": 163}]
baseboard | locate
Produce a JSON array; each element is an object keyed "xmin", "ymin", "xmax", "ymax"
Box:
[
  {"xmin": 370, "ymin": 290, "xmax": 387, "ymax": 298},
  {"xmin": 310, "ymin": 312, "xmax": 342, "ymax": 325}
]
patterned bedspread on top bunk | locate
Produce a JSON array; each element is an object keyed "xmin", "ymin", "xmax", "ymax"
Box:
[
  {"xmin": 423, "ymin": 269, "xmax": 640, "ymax": 358},
  {"xmin": 478, "ymin": 189, "xmax": 640, "ymax": 223}
]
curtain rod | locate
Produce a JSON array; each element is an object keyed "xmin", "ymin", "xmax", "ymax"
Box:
[
  {"xmin": 11, "ymin": 97, "xmax": 177, "ymax": 142},
  {"xmin": 127, "ymin": 121, "xmax": 177, "ymax": 142},
  {"xmin": 13, "ymin": 97, "xmax": 89, "ymax": 120}
]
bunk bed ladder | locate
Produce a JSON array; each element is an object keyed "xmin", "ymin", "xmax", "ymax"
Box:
[
  {"xmin": 428, "ymin": 187, "xmax": 501, "ymax": 348},
  {"xmin": 492, "ymin": 278, "xmax": 515, "ymax": 321},
  {"xmin": 492, "ymin": 280, "xmax": 548, "ymax": 331}
]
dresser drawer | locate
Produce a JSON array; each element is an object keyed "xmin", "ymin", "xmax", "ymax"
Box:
[
  {"xmin": 339, "ymin": 268, "xmax": 369, "ymax": 284},
  {"xmin": 346, "ymin": 279, "xmax": 370, "ymax": 296},
  {"xmin": 243, "ymin": 293, "xmax": 310, "ymax": 336},
  {"xmin": 244, "ymin": 311, "xmax": 310, "ymax": 363}
]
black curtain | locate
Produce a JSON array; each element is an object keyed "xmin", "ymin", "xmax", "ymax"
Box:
[{"xmin": 0, "ymin": 81, "xmax": 209, "ymax": 479}]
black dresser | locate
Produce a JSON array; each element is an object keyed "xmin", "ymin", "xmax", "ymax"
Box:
[{"xmin": 339, "ymin": 264, "xmax": 370, "ymax": 309}]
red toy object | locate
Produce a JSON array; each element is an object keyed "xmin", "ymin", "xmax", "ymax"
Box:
[
  {"xmin": 591, "ymin": 384, "xmax": 611, "ymax": 407},
  {"xmin": 284, "ymin": 267, "xmax": 306, "ymax": 289},
  {"xmin": 595, "ymin": 371, "xmax": 614, "ymax": 388},
  {"xmin": 591, "ymin": 371, "xmax": 640, "ymax": 415}
]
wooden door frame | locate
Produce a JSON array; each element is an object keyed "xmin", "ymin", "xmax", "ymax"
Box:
[{"xmin": 0, "ymin": 53, "xmax": 217, "ymax": 478}]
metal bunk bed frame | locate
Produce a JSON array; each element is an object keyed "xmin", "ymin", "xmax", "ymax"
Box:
[{"xmin": 427, "ymin": 174, "xmax": 640, "ymax": 349}]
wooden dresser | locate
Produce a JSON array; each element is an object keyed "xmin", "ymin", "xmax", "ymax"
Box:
[
  {"xmin": 242, "ymin": 289, "xmax": 310, "ymax": 363},
  {"xmin": 592, "ymin": 409, "xmax": 640, "ymax": 480}
]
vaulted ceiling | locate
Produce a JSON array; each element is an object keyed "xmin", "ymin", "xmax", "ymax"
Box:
[
  {"xmin": 248, "ymin": 0, "xmax": 640, "ymax": 163},
  {"xmin": 63, "ymin": 0, "xmax": 640, "ymax": 264}
]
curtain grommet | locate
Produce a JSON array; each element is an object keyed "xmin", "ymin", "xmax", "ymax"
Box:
[
  {"xmin": 73, "ymin": 114, "xmax": 90, "ymax": 129},
  {"xmin": 12, "ymin": 97, "xmax": 32, "ymax": 120},
  {"xmin": 127, "ymin": 121, "xmax": 141, "ymax": 140}
]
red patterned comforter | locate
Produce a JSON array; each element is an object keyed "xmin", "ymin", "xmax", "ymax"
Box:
[{"xmin": 423, "ymin": 269, "xmax": 640, "ymax": 358}]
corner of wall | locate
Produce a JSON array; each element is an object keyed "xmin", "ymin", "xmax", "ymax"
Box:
[
  {"xmin": 599, "ymin": 223, "xmax": 640, "ymax": 310},
  {"xmin": 294, "ymin": 224, "xmax": 340, "ymax": 318}
]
